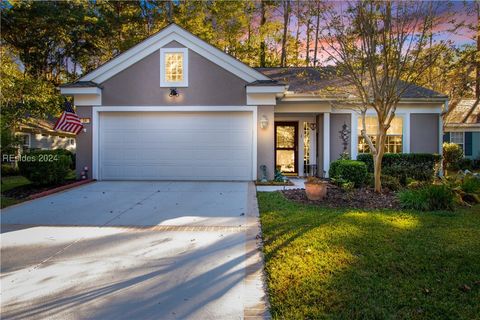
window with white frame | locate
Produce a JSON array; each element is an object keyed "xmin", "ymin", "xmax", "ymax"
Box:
[
  {"xmin": 16, "ymin": 133, "xmax": 31, "ymax": 149},
  {"xmin": 160, "ymin": 48, "xmax": 188, "ymax": 87},
  {"xmin": 358, "ymin": 116, "xmax": 403, "ymax": 154},
  {"xmin": 450, "ymin": 132, "xmax": 464, "ymax": 150}
]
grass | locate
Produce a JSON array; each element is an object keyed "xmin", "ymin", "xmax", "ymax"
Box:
[
  {"xmin": 258, "ymin": 191, "xmax": 480, "ymax": 319},
  {"xmin": 1, "ymin": 176, "xmax": 32, "ymax": 208},
  {"xmin": 0, "ymin": 172, "xmax": 75, "ymax": 209}
]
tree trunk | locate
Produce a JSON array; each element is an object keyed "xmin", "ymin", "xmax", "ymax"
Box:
[
  {"xmin": 476, "ymin": 1, "xmax": 480, "ymax": 98},
  {"xmin": 280, "ymin": 0, "xmax": 290, "ymax": 67},
  {"xmin": 313, "ymin": 2, "xmax": 320, "ymax": 67},
  {"xmin": 306, "ymin": 20, "xmax": 311, "ymax": 66},
  {"xmin": 373, "ymin": 129, "xmax": 387, "ymax": 193},
  {"xmin": 373, "ymin": 149, "xmax": 384, "ymax": 193},
  {"xmin": 259, "ymin": 1, "xmax": 267, "ymax": 67}
]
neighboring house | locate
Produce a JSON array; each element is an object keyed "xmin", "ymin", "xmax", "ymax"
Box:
[
  {"xmin": 16, "ymin": 118, "xmax": 76, "ymax": 153},
  {"xmin": 60, "ymin": 24, "xmax": 446, "ymax": 181},
  {"xmin": 443, "ymin": 99, "xmax": 480, "ymax": 160}
]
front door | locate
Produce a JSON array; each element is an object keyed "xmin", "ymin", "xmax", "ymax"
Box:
[{"xmin": 275, "ymin": 122, "xmax": 298, "ymax": 175}]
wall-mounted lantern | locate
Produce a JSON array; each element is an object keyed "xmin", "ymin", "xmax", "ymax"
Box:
[
  {"xmin": 169, "ymin": 88, "xmax": 179, "ymax": 97},
  {"xmin": 260, "ymin": 115, "xmax": 269, "ymax": 129}
]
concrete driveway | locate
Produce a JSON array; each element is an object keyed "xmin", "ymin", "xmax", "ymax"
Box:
[{"xmin": 1, "ymin": 181, "xmax": 268, "ymax": 320}]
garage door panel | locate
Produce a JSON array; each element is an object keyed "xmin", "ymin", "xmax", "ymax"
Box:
[{"xmin": 99, "ymin": 112, "xmax": 253, "ymax": 180}]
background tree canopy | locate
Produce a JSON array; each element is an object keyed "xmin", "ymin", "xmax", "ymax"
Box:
[{"xmin": 0, "ymin": 0, "xmax": 477, "ymax": 129}]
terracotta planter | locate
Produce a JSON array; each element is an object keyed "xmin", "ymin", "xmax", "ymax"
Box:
[{"xmin": 304, "ymin": 181, "xmax": 328, "ymax": 201}]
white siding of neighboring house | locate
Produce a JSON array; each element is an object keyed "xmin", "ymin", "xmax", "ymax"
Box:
[{"xmin": 30, "ymin": 133, "xmax": 76, "ymax": 152}]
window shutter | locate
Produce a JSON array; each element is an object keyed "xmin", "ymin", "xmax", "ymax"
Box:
[
  {"xmin": 465, "ymin": 132, "xmax": 473, "ymax": 156},
  {"xmin": 443, "ymin": 132, "xmax": 450, "ymax": 143}
]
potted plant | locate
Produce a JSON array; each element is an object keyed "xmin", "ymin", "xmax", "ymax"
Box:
[{"xmin": 304, "ymin": 176, "xmax": 328, "ymax": 201}]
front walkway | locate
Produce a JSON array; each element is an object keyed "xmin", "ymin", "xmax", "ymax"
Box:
[
  {"xmin": 256, "ymin": 178, "xmax": 305, "ymax": 192},
  {"xmin": 1, "ymin": 181, "xmax": 270, "ymax": 320}
]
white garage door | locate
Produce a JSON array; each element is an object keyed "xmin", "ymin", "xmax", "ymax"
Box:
[{"xmin": 99, "ymin": 112, "xmax": 253, "ymax": 180}]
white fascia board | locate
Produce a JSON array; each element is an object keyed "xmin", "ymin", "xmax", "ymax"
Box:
[
  {"xmin": 246, "ymin": 86, "xmax": 286, "ymax": 94},
  {"xmin": 444, "ymin": 124, "xmax": 480, "ymax": 132},
  {"xmin": 81, "ymin": 24, "xmax": 269, "ymax": 84},
  {"xmin": 60, "ymin": 87, "xmax": 101, "ymax": 96},
  {"xmin": 92, "ymin": 106, "xmax": 256, "ymax": 112},
  {"xmin": 74, "ymin": 94, "xmax": 102, "ymax": 106},
  {"xmin": 247, "ymin": 93, "xmax": 277, "ymax": 106}
]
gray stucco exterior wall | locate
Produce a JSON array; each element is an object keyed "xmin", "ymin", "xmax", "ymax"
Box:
[
  {"xmin": 257, "ymin": 106, "xmax": 275, "ymax": 180},
  {"xmin": 75, "ymin": 107, "xmax": 93, "ymax": 178},
  {"xmin": 410, "ymin": 113, "xmax": 439, "ymax": 153},
  {"xmin": 330, "ymin": 113, "xmax": 351, "ymax": 162},
  {"xmin": 101, "ymin": 41, "xmax": 248, "ymax": 106}
]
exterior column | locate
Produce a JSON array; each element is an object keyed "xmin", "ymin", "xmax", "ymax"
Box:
[
  {"xmin": 350, "ymin": 112, "xmax": 358, "ymax": 160},
  {"xmin": 403, "ymin": 113, "xmax": 411, "ymax": 153},
  {"xmin": 323, "ymin": 112, "xmax": 330, "ymax": 177}
]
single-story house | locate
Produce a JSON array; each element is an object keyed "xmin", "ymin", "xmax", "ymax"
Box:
[
  {"xmin": 16, "ymin": 118, "xmax": 76, "ymax": 153},
  {"xmin": 60, "ymin": 24, "xmax": 446, "ymax": 181},
  {"xmin": 443, "ymin": 99, "xmax": 480, "ymax": 159}
]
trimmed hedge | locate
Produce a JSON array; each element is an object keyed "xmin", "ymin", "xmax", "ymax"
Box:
[
  {"xmin": 329, "ymin": 160, "xmax": 367, "ymax": 187},
  {"xmin": 357, "ymin": 153, "xmax": 440, "ymax": 185},
  {"xmin": 18, "ymin": 150, "xmax": 72, "ymax": 186}
]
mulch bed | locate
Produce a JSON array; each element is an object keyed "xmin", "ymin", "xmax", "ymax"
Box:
[
  {"xmin": 282, "ymin": 184, "xmax": 401, "ymax": 210},
  {"xmin": 3, "ymin": 180, "xmax": 89, "ymax": 200}
]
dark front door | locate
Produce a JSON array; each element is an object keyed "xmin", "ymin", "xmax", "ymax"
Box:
[{"xmin": 275, "ymin": 122, "xmax": 298, "ymax": 174}]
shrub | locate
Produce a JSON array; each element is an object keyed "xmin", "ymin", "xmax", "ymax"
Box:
[
  {"xmin": 357, "ymin": 153, "xmax": 440, "ymax": 184},
  {"xmin": 367, "ymin": 173, "xmax": 402, "ymax": 191},
  {"xmin": 398, "ymin": 184, "xmax": 454, "ymax": 211},
  {"xmin": 329, "ymin": 160, "xmax": 367, "ymax": 187},
  {"xmin": 51, "ymin": 149, "xmax": 76, "ymax": 169},
  {"xmin": 458, "ymin": 158, "xmax": 473, "ymax": 170},
  {"xmin": 442, "ymin": 143, "xmax": 463, "ymax": 173},
  {"xmin": 461, "ymin": 175, "xmax": 480, "ymax": 194},
  {"xmin": 18, "ymin": 150, "xmax": 72, "ymax": 186},
  {"xmin": 473, "ymin": 158, "xmax": 480, "ymax": 170},
  {"xmin": 1, "ymin": 164, "xmax": 19, "ymax": 176},
  {"xmin": 406, "ymin": 179, "xmax": 427, "ymax": 190}
]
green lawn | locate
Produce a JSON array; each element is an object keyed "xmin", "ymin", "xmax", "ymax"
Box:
[
  {"xmin": 1, "ymin": 176, "xmax": 32, "ymax": 208},
  {"xmin": 258, "ymin": 192, "xmax": 480, "ymax": 319}
]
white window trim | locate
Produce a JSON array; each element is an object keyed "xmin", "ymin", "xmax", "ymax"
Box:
[
  {"xmin": 16, "ymin": 132, "xmax": 31, "ymax": 148},
  {"xmin": 450, "ymin": 131, "xmax": 465, "ymax": 149},
  {"xmin": 160, "ymin": 48, "xmax": 188, "ymax": 87},
  {"xmin": 354, "ymin": 113, "xmax": 408, "ymax": 155}
]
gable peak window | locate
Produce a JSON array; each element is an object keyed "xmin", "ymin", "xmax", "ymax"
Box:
[{"xmin": 160, "ymin": 48, "xmax": 188, "ymax": 87}]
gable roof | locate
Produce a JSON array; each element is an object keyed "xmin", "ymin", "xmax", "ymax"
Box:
[
  {"xmin": 256, "ymin": 67, "xmax": 448, "ymax": 99},
  {"xmin": 80, "ymin": 24, "xmax": 270, "ymax": 84},
  {"xmin": 445, "ymin": 99, "xmax": 480, "ymax": 126},
  {"xmin": 18, "ymin": 117, "xmax": 76, "ymax": 137}
]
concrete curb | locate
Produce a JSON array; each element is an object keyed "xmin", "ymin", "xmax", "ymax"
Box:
[
  {"xmin": 244, "ymin": 182, "xmax": 271, "ymax": 320},
  {"xmin": 27, "ymin": 179, "xmax": 95, "ymax": 200}
]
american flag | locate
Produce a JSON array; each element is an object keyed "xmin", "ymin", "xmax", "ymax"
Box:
[{"xmin": 54, "ymin": 102, "xmax": 84, "ymax": 134}]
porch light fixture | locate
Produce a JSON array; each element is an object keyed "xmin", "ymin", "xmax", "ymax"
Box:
[
  {"xmin": 260, "ymin": 115, "xmax": 269, "ymax": 129},
  {"xmin": 169, "ymin": 88, "xmax": 179, "ymax": 97}
]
